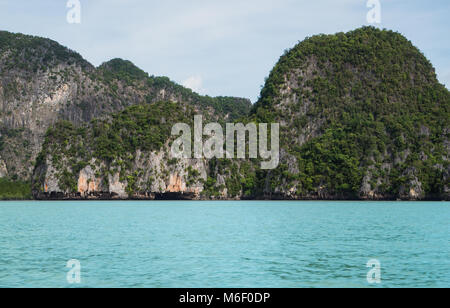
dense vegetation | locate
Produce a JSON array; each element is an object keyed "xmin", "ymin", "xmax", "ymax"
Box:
[
  {"xmin": 98, "ymin": 58, "xmax": 150, "ymax": 84},
  {"xmin": 0, "ymin": 178, "xmax": 31, "ymax": 200},
  {"xmin": 0, "ymin": 31, "xmax": 90, "ymax": 73}
]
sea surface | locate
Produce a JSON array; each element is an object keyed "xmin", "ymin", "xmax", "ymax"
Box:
[{"xmin": 0, "ymin": 201, "xmax": 448, "ymax": 288}]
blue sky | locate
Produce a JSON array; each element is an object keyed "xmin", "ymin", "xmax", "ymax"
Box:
[{"xmin": 0, "ymin": 0, "xmax": 448, "ymax": 102}]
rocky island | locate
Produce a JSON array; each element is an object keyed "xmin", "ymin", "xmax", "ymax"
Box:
[{"xmin": 0, "ymin": 27, "xmax": 448, "ymax": 201}]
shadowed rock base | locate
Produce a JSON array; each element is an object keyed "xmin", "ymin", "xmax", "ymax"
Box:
[
  {"xmin": 33, "ymin": 191, "xmax": 449, "ymax": 201},
  {"xmin": 34, "ymin": 191, "xmax": 199, "ymax": 201}
]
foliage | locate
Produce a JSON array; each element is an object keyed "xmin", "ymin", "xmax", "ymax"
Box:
[
  {"xmin": 0, "ymin": 31, "xmax": 90, "ymax": 73},
  {"xmin": 0, "ymin": 178, "xmax": 32, "ymax": 200},
  {"xmin": 98, "ymin": 58, "xmax": 149, "ymax": 85}
]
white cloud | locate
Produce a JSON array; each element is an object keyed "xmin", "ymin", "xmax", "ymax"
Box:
[{"xmin": 182, "ymin": 75, "xmax": 205, "ymax": 94}]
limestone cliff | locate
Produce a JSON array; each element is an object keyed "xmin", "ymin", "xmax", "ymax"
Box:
[{"xmin": 34, "ymin": 151, "xmax": 208, "ymax": 200}]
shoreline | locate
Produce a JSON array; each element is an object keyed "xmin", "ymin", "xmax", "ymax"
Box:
[{"xmin": 2, "ymin": 197, "xmax": 449, "ymax": 202}]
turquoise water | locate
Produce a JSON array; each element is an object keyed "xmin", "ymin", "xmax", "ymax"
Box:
[{"xmin": 0, "ymin": 201, "xmax": 448, "ymax": 288}]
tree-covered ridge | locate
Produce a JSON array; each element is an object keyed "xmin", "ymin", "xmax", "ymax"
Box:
[
  {"xmin": 98, "ymin": 58, "xmax": 150, "ymax": 83},
  {"xmin": 254, "ymin": 26, "xmax": 445, "ymax": 115},
  {"xmin": 0, "ymin": 31, "xmax": 91, "ymax": 73},
  {"xmin": 97, "ymin": 58, "xmax": 252, "ymax": 122},
  {"xmin": 249, "ymin": 26, "xmax": 449, "ymax": 199}
]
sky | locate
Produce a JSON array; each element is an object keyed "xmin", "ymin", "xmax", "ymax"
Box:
[{"xmin": 0, "ymin": 0, "xmax": 449, "ymax": 102}]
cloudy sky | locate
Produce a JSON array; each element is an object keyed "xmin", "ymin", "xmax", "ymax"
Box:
[{"xmin": 0, "ymin": 0, "xmax": 448, "ymax": 102}]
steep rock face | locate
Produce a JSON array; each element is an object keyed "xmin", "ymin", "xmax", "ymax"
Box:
[
  {"xmin": 0, "ymin": 31, "xmax": 251, "ymax": 181},
  {"xmin": 34, "ymin": 151, "xmax": 208, "ymax": 200},
  {"xmin": 0, "ymin": 159, "xmax": 8, "ymax": 177}
]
